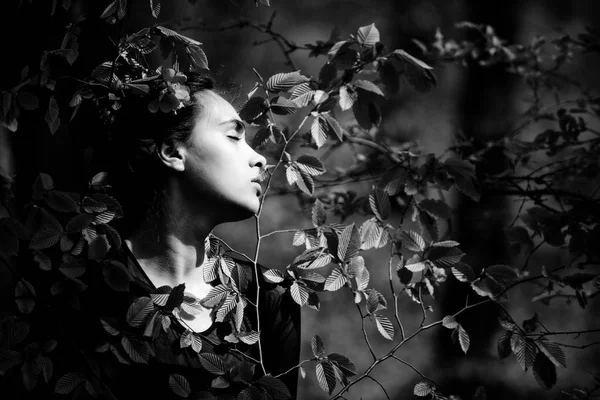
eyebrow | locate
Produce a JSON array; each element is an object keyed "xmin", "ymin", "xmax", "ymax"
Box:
[{"xmin": 219, "ymin": 119, "xmax": 246, "ymax": 135}]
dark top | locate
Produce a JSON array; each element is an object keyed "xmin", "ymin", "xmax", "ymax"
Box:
[{"xmin": 66, "ymin": 240, "xmax": 301, "ymax": 399}]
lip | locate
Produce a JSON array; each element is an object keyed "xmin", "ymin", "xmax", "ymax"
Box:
[{"xmin": 251, "ymin": 181, "xmax": 263, "ymax": 196}]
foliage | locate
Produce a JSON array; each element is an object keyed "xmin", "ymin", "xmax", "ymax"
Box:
[{"xmin": 1, "ymin": 1, "xmax": 600, "ymax": 399}]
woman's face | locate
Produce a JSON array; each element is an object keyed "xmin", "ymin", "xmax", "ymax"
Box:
[{"xmin": 178, "ymin": 90, "xmax": 266, "ymax": 221}]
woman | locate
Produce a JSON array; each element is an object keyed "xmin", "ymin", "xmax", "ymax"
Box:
[{"xmin": 84, "ymin": 72, "xmax": 301, "ymax": 399}]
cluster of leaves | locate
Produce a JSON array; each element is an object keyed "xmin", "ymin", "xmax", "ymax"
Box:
[{"xmin": 2, "ymin": 1, "xmax": 600, "ymax": 399}]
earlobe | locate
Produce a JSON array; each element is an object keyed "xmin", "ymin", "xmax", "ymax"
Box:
[{"xmin": 157, "ymin": 139, "xmax": 186, "ymax": 172}]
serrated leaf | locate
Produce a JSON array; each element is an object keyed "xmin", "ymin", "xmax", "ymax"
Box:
[
  {"xmin": 337, "ymin": 224, "xmax": 361, "ymax": 262},
  {"xmin": 402, "ymin": 230, "xmax": 426, "ymax": 252},
  {"xmin": 533, "ymin": 351, "xmax": 557, "ymax": 389},
  {"xmin": 356, "ymin": 23, "xmax": 380, "ymax": 47},
  {"xmin": 353, "ymin": 80, "xmax": 385, "ymax": 97},
  {"xmin": 366, "ymin": 289, "xmax": 387, "ymax": 314},
  {"xmin": 311, "ymin": 115, "xmax": 328, "ymax": 148},
  {"xmin": 537, "ymin": 340, "xmax": 566, "ymax": 368},
  {"xmin": 442, "ymin": 315, "xmax": 458, "ymax": 329},
  {"xmin": 216, "ymin": 293, "xmax": 237, "ymax": 322},
  {"xmin": 428, "ymin": 247, "xmax": 464, "ymax": 268},
  {"xmin": 375, "ymin": 315, "xmax": 394, "ymax": 340},
  {"xmin": 266, "ymin": 71, "xmax": 310, "ymax": 92},
  {"xmin": 369, "ymin": 187, "xmax": 390, "ymax": 221},
  {"xmin": 324, "ymin": 268, "xmax": 347, "ymax": 291},
  {"xmin": 121, "ymin": 336, "xmax": 150, "ymax": 364},
  {"xmin": 392, "ymin": 49, "xmax": 433, "ymax": 69},
  {"xmin": 359, "ymin": 218, "xmax": 389, "ymax": 250},
  {"xmin": 186, "ymin": 44, "xmax": 209, "ymax": 71},
  {"xmin": 512, "ymin": 335, "xmax": 538, "ymax": 371},
  {"xmin": 290, "ymin": 282, "xmax": 310, "ymax": 306},
  {"xmin": 418, "ymin": 198, "xmax": 452, "ymax": 220},
  {"xmin": 321, "ymin": 113, "xmax": 344, "ymax": 142},
  {"xmin": 328, "ymin": 353, "xmax": 356, "ymax": 377},
  {"xmin": 153, "ymin": 26, "xmax": 201, "ymax": 46},
  {"xmin": 169, "ymin": 373, "xmax": 191, "ymax": 398},
  {"xmin": 257, "ymin": 375, "xmax": 292, "ymax": 400},
  {"xmin": 263, "ymin": 268, "xmax": 285, "ymax": 283},
  {"xmin": 296, "ymin": 155, "xmax": 326, "ymax": 176},
  {"xmin": 45, "ymin": 97, "xmax": 60, "ymax": 135},
  {"xmin": 311, "ymin": 335, "xmax": 325, "ymax": 358},
  {"xmin": 316, "ymin": 361, "xmax": 337, "ymax": 395},
  {"xmin": 458, "ymin": 325, "xmax": 470, "ymax": 354},
  {"xmin": 198, "ymin": 353, "xmax": 227, "ymax": 375},
  {"xmin": 126, "ymin": 297, "xmax": 154, "ymax": 328},
  {"xmin": 414, "ymin": 381, "xmax": 432, "ymax": 397},
  {"xmin": 150, "ymin": 0, "xmax": 161, "ymax": 18},
  {"xmin": 15, "ymin": 280, "xmax": 36, "ymax": 314},
  {"xmin": 238, "ymin": 96, "xmax": 268, "ymax": 123},
  {"xmin": 66, "ymin": 214, "xmax": 92, "ymax": 233},
  {"xmin": 338, "ymin": 85, "xmax": 356, "ymax": 111},
  {"xmin": 451, "ymin": 262, "xmax": 475, "ymax": 283},
  {"xmin": 497, "ymin": 331, "xmax": 512, "ymax": 359},
  {"xmin": 239, "ymin": 331, "xmax": 260, "ymax": 345},
  {"xmin": 54, "ymin": 372, "xmax": 85, "ymax": 394}
]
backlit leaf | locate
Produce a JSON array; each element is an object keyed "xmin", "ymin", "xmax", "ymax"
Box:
[
  {"xmin": 198, "ymin": 353, "xmax": 227, "ymax": 375},
  {"xmin": 537, "ymin": 340, "xmax": 566, "ymax": 368},
  {"xmin": 369, "ymin": 187, "xmax": 390, "ymax": 220},
  {"xmin": 126, "ymin": 297, "xmax": 154, "ymax": 328},
  {"xmin": 324, "ymin": 267, "xmax": 347, "ymax": 291},
  {"xmin": 338, "ymin": 85, "xmax": 356, "ymax": 111},
  {"xmin": 121, "ymin": 336, "xmax": 150, "ymax": 364},
  {"xmin": 311, "ymin": 115, "xmax": 328, "ymax": 148},
  {"xmin": 375, "ymin": 315, "xmax": 394, "ymax": 340},
  {"xmin": 356, "ymin": 23, "xmax": 380, "ymax": 47},
  {"xmin": 402, "ymin": 230, "xmax": 426, "ymax": 252},
  {"xmin": 266, "ymin": 71, "xmax": 310, "ymax": 92},
  {"xmin": 458, "ymin": 325, "xmax": 470, "ymax": 354},
  {"xmin": 290, "ymin": 282, "xmax": 310, "ymax": 306},
  {"xmin": 337, "ymin": 224, "xmax": 361, "ymax": 262},
  {"xmin": 54, "ymin": 372, "xmax": 85, "ymax": 394},
  {"xmin": 296, "ymin": 155, "xmax": 326, "ymax": 176},
  {"xmin": 316, "ymin": 361, "xmax": 337, "ymax": 395},
  {"xmin": 311, "ymin": 335, "xmax": 325, "ymax": 358},
  {"xmin": 263, "ymin": 268, "xmax": 285, "ymax": 283},
  {"xmin": 353, "ymin": 80, "xmax": 385, "ymax": 97},
  {"xmin": 451, "ymin": 262, "xmax": 475, "ymax": 283},
  {"xmin": 414, "ymin": 381, "xmax": 432, "ymax": 397}
]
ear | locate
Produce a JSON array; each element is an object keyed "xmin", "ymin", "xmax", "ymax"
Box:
[{"xmin": 157, "ymin": 138, "xmax": 185, "ymax": 172}]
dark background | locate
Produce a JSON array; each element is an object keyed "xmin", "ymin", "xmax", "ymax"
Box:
[{"xmin": 1, "ymin": 1, "xmax": 599, "ymax": 399}]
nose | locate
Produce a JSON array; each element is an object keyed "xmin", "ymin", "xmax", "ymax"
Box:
[{"xmin": 250, "ymin": 147, "xmax": 267, "ymax": 170}]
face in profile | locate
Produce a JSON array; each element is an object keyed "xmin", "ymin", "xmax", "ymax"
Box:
[{"xmin": 176, "ymin": 90, "xmax": 266, "ymax": 222}]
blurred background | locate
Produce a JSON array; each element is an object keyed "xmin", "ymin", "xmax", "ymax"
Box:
[{"xmin": 1, "ymin": 0, "xmax": 599, "ymax": 399}]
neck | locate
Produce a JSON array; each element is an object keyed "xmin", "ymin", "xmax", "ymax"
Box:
[{"xmin": 125, "ymin": 188, "xmax": 216, "ymax": 294}]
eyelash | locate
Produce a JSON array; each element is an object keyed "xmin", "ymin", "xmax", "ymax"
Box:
[{"xmin": 228, "ymin": 136, "xmax": 242, "ymax": 141}]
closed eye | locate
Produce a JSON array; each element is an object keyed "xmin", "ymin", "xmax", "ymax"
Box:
[{"xmin": 228, "ymin": 136, "xmax": 242, "ymax": 141}]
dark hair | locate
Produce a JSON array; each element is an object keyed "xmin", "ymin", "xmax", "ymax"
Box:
[{"xmin": 109, "ymin": 72, "xmax": 217, "ymax": 238}]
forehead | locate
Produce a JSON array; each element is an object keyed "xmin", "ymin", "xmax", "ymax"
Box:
[{"xmin": 193, "ymin": 90, "xmax": 239, "ymax": 126}]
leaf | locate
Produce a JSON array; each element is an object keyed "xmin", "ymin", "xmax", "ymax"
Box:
[
  {"xmin": 353, "ymin": 80, "xmax": 385, "ymax": 97},
  {"xmin": 121, "ymin": 336, "xmax": 150, "ymax": 364},
  {"xmin": 311, "ymin": 200, "xmax": 327, "ymax": 227},
  {"xmin": 263, "ymin": 268, "xmax": 285, "ymax": 284},
  {"xmin": 163, "ymin": 283, "xmax": 185, "ymax": 312},
  {"xmin": 442, "ymin": 315, "xmax": 458, "ymax": 329},
  {"xmin": 451, "ymin": 262, "xmax": 475, "ymax": 283},
  {"xmin": 311, "ymin": 335, "xmax": 325, "ymax": 358},
  {"xmin": 150, "ymin": 0, "xmax": 161, "ymax": 18},
  {"xmin": 511, "ymin": 335, "xmax": 538, "ymax": 371},
  {"xmin": 428, "ymin": 247, "xmax": 464, "ymax": 268},
  {"xmin": 458, "ymin": 325, "xmax": 470, "ymax": 354},
  {"xmin": 290, "ymin": 282, "xmax": 310, "ymax": 306},
  {"xmin": 103, "ymin": 261, "xmax": 131, "ymax": 292},
  {"xmin": 497, "ymin": 331, "xmax": 512, "ymax": 359},
  {"xmin": 366, "ymin": 289, "xmax": 387, "ymax": 314},
  {"xmin": 168, "ymin": 374, "xmax": 191, "ymax": 397},
  {"xmin": 444, "ymin": 158, "xmax": 480, "ymax": 201},
  {"xmin": 216, "ymin": 293, "xmax": 237, "ymax": 322},
  {"xmin": 369, "ymin": 187, "xmax": 390, "ymax": 220},
  {"xmin": 17, "ymin": 91, "xmax": 39, "ymax": 110},
  {"xmin": 338, "ymin": 85, "xmax": 357, "ymax": 111},
  {"xmin": 29, "ymin": 229, "xmax": 61, "ymax": 250},
  {"xmin": 186, "ymin": 44, "xmax": 209, "ymax": 71},
  {"xmin": 239, "ymin": 331, "xmax": 260, "ymax": 345},
  {"xmin": 316, "ymin": 361, "xmax": 337, "ymax": 395},
  {"xmin": 418, "ymin": 198, "xmax": 452, "ymax": 220},
  {"xmin": 100, "ymin": 319, "xmax": 120, "ymax": 336},
  {"xmin": 15, "ymin": 280, "xmax": 36, "ymax": 314},
  {"xmin": 537, "ymin": 340, "xmax": 566, "ymax": 368},
  {"xmin": 296, "ymin": 155, "xmax": 326, "ymax": 176},
  {"xmin": 360, "ymin": 218, "xmax": 390, "ymax": 250},
  {"xmin": 311, "ymin": 115, "xmax": 328, "ymax": 148},
  {"xmin": 54, "ymin": 372, "xmax": 85, "ymax": 394},
  {"xmin": 324, "ymin": 268, "xmax": 347, "ymax": 291},
  {"xmin": 413, "ymin": 381, "xmax": 433, "ymax": 397},
  {"xmin": 126, "ymin": 297, "xmax": 154, "ymax": 327},
  {"xmin": 153, "ymin": 26, "xmax": 201, "ymax": 46},
  {"xmin": 266, "ymin": 71, "xmax": 310, "ymax": 92},
  {"xmin": 337, "ymin": 224, "xmax": 361, "ymax": 262},
  {"xmin": 201, "ymin": 284, "xmax": 230, "ymax": 308},
  {"xmin": 473, "ymin": 386, "xmax": 487, "ymax": 400},
  {"xmin": 100, "ymin": 0, "xmax": 117, "ymax": 18},
  {"xmin": 375, "ymin": 315, "xmax": 394, "ymax": 340},
  {"xmin": 44, "ymin": 97, "xmax": 60, "ymax": 135},
  {"xmin": 257, "ymin": 375, "xmax": 292, "ymax": 400},
  {"xmin": 238, "ymin": 96, "xmax": 268, "ymax": 123},
  {"xmin": 198, "ymin": 353, "xmax": 227, "ymax": 375},
  {"xmin": 65, "ymin": 214, "xmax": 92, "ymax": 233},
  {"xmin": 402, "ymin": 230, "xmax": 426, "ymax": 252},
  {"xmin": 392, "ymin": 49, "xmax": 433, "ymax": 70},
  {"xmin": 356, "ymin": 23, "xmax": 380, "ymax": 47},
  {"xmin": 327, "ymin": 353, "xmax": 356, "ymax": 377},
  {"xmin": 533, "ymin": 351, "xmax": 557, "ymax": 390}
]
